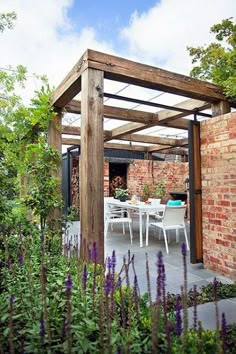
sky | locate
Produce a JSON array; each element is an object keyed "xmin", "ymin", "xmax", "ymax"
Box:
[{"xmin": 1, "ymin": 0, "xmax": 235, "ymax": 94}]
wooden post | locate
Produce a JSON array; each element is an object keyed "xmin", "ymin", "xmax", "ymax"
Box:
[
  {"xmin": 48, "ymin": 111, "xmax": 62, "ymax": 220},
  {"xmin": 80, "ymin": 68, "xmax": 104, "ymax": 263},
  {"xmin": 211, "ymin": 100, "xmax": 230, "ymax": 117},
  {"xmin": 188, "ymin": 121, "xmax": 203, "ymax": 263}
]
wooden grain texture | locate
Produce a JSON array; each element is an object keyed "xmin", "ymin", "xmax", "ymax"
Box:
[
  {"xmin": 65, "ymin": 99, "xmax": 159, "ymax": 124},
  {"xmin": 80, "ymin": 68, "xmax": 104, "ymax": 263},
  {"xmin": 157, "ymin": 99, "xmax": 210, "ymax": 123},
  {"xmin": 62, "ymin": 138, "xmax": 148, "ymax": 152},
  {"xmin": 87, "ymin": 49, "xmax": 226, "ymax": 102},
  {"xmin": 51, "ymin": 51, "xmax": 88, "ymax": 108},
  {"xmin": 62, "ymin": 125, "xmax": 112, "ymax": 140},
  {"xmin": 211, "ymin": 100, "xmax": 231, "ymax": 117}
]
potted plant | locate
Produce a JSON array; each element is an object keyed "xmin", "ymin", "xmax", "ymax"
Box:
[
  {"xmin": 141, "ymin": 184, "xmax": 151, "ymax": 202},
  {"xmin": 115, "ymin": 188, "xmax": 129, "ymax": 202},
  {"xmin": 154, "ymin": 181, "xmax": 166, "ymax": 202}
]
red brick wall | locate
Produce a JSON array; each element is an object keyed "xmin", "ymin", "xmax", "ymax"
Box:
[
  {"xmin": 201, "ymin": 112, "xmax": 236, "ymax": 279},
  {"xmin": 104, "ymin": 162, "xmax": 109, "ymax": 196},
  {"xmin": 103, "ymin": 159, "xmax": 188, "ymax": 202}
]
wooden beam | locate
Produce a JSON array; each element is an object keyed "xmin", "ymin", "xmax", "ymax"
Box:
[
  {"xmin": 189, "ymin": 121, "xmax": 203, "ymax": 263},
  {"xmin": 51, "ymin": 50, "xmax": 88, "ymax": 108},
  {"xmin": 62, "ymin": 137, "xmax": 147, "ymax": 152},
  {"xmin": 87, "ymin": 49, "xmax": 227, "ymax": 102},
  {"xmin": 62, "ymin": 125, "xmax": 112, "ymax": 140},
  {"xmin": 65, "ymin": 99, "xmax": 159, "ymax": 124},
  {"xmin": 158, "ymin": 99, "xmax": 211, "ymax": 124},
  {"xmin": 62, "ymin": 125, "xmax": 184, "ymax": 146},
  {"xmin": 211, "ymin": 100, "xmax": 231, "ymax": 117},
  {"xmin": 80, "ymin": 68, "xmax": 104, "ymax": 263},
  {"xmin": 118, "ymin": 133, "xmax": 178, "ymax": 146},
  {"xmin": 152, "ymin": 147, "xmax": 188, "ymax": 155}
]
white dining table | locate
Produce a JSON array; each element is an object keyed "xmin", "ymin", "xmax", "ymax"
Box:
[{"xmin": 107, "ymin": 199, "xmax": 166, "ymax": 247}]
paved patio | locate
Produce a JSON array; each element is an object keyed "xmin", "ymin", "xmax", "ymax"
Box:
[{"xmin": 67, "ymin": 218, "xmax": 236, "ymax": 329}]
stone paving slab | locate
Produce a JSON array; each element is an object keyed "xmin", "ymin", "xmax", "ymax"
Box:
[{"xmin": 187, "ymin": 298, "xmax": 236, "ymax": 330}]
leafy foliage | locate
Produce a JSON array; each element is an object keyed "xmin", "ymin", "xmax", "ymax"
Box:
[
  {"xmin": 188, "ymin": 18, "xmax": 236, "ymax": 99},
  {"xmin": 0, "ymin": 11, "xmax": 17, "ymax": 32},
  {"xmin": 0, "ymin": 232, "xmax": 235, "ymax": 353}
]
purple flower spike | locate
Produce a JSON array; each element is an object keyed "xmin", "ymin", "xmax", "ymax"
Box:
[
  {"xmin": 175, "ymin": 295, "xmax": 182, "ymax": 336},
  {"xmin": 112, "ymin": 250, "xmax": 116, "ymax": 274},
  {"xmin": 65, "ymin": 274, "xmax": 73, "ymax": 296},
  {"xmin": 107, "ymin": 256, "xmax": 112, "ymax": 273},
  {"xmin": 221, "ymin": 312, "xmax": 227, "ymax": 352},
  {"xmin": 82, "ymin": 264, "xmax": 88, "ymax": 291},
  {"xmin": 40, "ymin": 319, "xmax": 45, "ymax": 338},
  {"xmin": 104, "ymin": 274, "xmax": 112, "ymax": 296},
  {"xmin": 181, "ymin": 243, "xmax": 187, "ymax": 257},
  {"xmin": 117, "ymin": 345, "xmax": 122, "ymax": 354}
]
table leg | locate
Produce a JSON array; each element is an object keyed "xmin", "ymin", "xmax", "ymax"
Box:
[{"xmin": 139, "ymin": 210, "xmax": 143, "ymax": 247}]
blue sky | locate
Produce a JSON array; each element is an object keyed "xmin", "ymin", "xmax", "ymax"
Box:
[{"xmin": 68, "ymin": 1, "xmax": 158, "ymax": 43}]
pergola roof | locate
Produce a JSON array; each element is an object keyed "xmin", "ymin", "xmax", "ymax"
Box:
[
  {"xmin": 50, "ymin": 49, "xmax": 233, "ymax": 263},
  {"xmin": 52, "ymin": 49, "xmax": 234, "ymax": 155}
]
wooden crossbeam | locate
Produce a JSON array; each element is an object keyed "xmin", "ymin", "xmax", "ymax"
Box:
[
  {"xmin": 87, "ymin": 50, "xmax": 226, "ymax": 102},
  {"xmin": 62, "ymin": 125, "xmax": 112, "ymax": 140},
  {"xmin": 62, "ymin": 137, "xmax": 148, "ymax": 152},
  {"xmin": 51, "ymin": 51, "xmax": 88, "ymax": 108},
  {"xmin": 153, "ymin": 147, "xmax": 188, "ymax": 155},
  {"xmin": 118, "ymin": 134, "xmax": 178, "ymax": 146},
  {"xmin": 62, "ymin": 125, "xmax": 188, "ymax": 147},
  {"xmin": 65, "ymin": 99, "xmax": 159, "ymax": 124}
]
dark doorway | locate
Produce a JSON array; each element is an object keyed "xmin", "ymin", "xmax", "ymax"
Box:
[{"xmin": 109, "ymin": 163, "xmax": 128, "ymax": 196}]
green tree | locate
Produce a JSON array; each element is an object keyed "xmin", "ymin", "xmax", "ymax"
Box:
[
  {"xmin": 0, "ymin": 11, "xmax": 17, "ymax": 32},
  {"xmin": 187, "ymin": 18, "xmax": 236, "ymax": 99}
]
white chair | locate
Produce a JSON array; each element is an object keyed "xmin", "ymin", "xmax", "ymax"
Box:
[
  {"xmin": 104, "ymin": 200, "xmax": 133, "ymax": 243},
  {"xmin": 145, "ymin": 206, "xmax": 189, "ymax": 254}
]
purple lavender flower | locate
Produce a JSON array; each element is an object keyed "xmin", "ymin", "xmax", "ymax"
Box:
[
  {"xmin": 117, "ymin": 345, "xmax": 122, "ymax": 354},
  {"xmin": 104, "ymin": 274, "xmax": 112, "ymax": 296},
  {"xmin": 107, "ymin": 256, "xmax": 112, "ymax": 274},
  {"xmin": 193, "ymin": 284, "xmax": 198, "ymax": 330},
  {"xmin": 156, "ymin": 251, "xmax": 163, "ymax": 300},
  {"xmin": 221, "ymin": 312, "xmax": 227, "ymax": 352},
  {"xmin": 40, "ymin": 319, "xmax": 45, "ymax": 339},
  {"xmin": 112, "ymin": 250, "xmax": 116, "ymax": 276},
  {"xmin": 65, "ymin": 274, "xmax": 73, "ymax": 297},
  {"xmin": 175, "ymin": 295, "xmax": 182, "ymax": 336},
  {"xmin": 82, "ymin": 264, "xmax": 88, "ymax": 291},
  {"xmin": 181, "ymin": 242, "xmax": 187, "ymax": 257}
]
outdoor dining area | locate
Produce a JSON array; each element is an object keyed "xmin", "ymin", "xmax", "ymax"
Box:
[{"xmin": 104, "ymin": 194, "xmax": 189, "ymax": 253}]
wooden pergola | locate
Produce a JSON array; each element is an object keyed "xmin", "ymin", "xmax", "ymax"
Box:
[{"xmin": 50, "ymin": 49, "xmax": 233, "ymax": 263}]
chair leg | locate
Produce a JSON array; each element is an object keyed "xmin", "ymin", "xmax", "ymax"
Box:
[
  {"xmin": 163, "ymin": 229, "xmax": 169, "ymax": 254},
  {"xmin": 104, "ymin": 222, "xmax": 109, "ymax": 238},
  {"xmin": 183, "ymin": 226, "xmax": 190, "ymax": 250},
  {"xmin": 176, "ymin": 229, "xmax": 180, "ymax": 243},
  {"xmin": 122, "ymin": 223, "xmax": 125, "ymax": 235},
  {"xmin": 128, "ymin": 222, "xmax": 133, "ymax": 244},
  {"xmin": 158, "ymin": 228, "xmax": 161, "ymax": 240}
]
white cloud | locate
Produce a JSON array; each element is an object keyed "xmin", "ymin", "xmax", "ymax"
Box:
[
  {"xmin": 120, "ymin": 0, "xmax": 236, "ymax": 74},
  {"xmin": 0, "ymin": 0, "xmax": 114, "ymax": 98}
]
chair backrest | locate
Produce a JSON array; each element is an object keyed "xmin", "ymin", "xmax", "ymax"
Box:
[
  {"xmin": 104, "ymin": 197, "xmax": 114, "ymax": 214},
  {"xmin": 162, "ymin": 206, "xmax": 186, "ymax": 226},
  {"xmin": 148, "ymin": 198, "xmax": 161, "ymax": 205}
]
